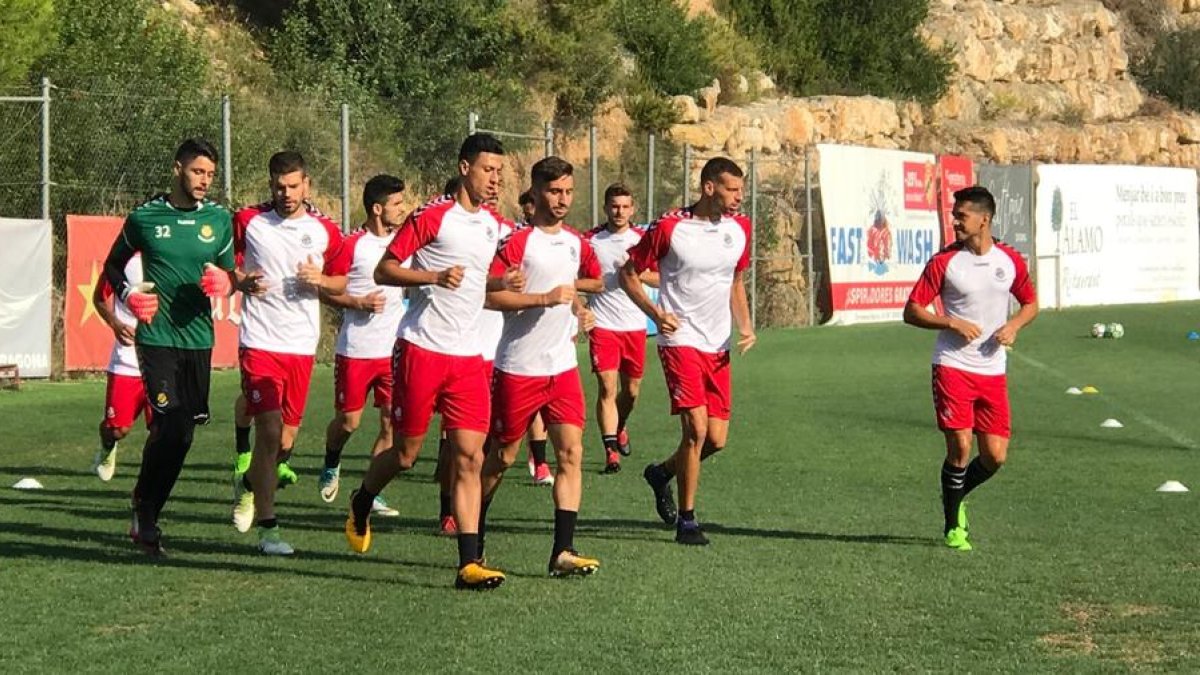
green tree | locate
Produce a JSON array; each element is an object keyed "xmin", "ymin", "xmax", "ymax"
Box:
[
  {"xmin": 1133, "ymin": 28, "xmax": 1200, "ymax": 113},
  {"xmin": 613, "ymin": 0, "xmax": 717, "ymax": 96},
  {"xmin": 0, "ymin": 0, "xmax": 56, "ymax": 86}
]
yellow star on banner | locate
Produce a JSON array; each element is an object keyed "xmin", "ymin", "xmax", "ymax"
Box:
[{"xmin": 77, "ymin": 261, "xmax": 101, "ymax": 326}]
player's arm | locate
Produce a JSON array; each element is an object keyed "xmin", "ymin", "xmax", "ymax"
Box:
[
  {"xmin": 91, "ymin": 280, "xmax": 135, "ymax": 346},
  {"xmin": 619, "ymin": 259, "xmax": 678, "ymax": 334},
  {"xmin": 902, "ymin": 302, "xmax": 982, "ymax": 342},
  {"xmin": 730, "ymin": 269, "xmax": 755, "ymax": 354},
  {"xmin": 575, "ymin": 278, "xmax": 603, "ymax": 294},
  {"xmin": 638, "ymin": 270, "xmax": 660, "ymax": 288},
  {"xmin": 993, "ymin": 300, "xmax": 1038, "ymax": 346},
  {"xmin": 102, "ymin": 221, "xmax": 137, "ymax": 301},
  {"xmin": 485, "ymin": 286, "xmax": 575, "ymax": 311},
  {"xmin": 374, "ymin": 251, "xmax": 461, "ymax": 288}
]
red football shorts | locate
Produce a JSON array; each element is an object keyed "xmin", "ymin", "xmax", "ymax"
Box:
[
  {"xmin": 240, "ymin": 347, "xmax": 316, "ymax": 426},
  {"xmin": 334, "ymin": 354, "xmax": 392, "ymax": 413},
  {"xmin": 658, "ymin": 345, "xmax": 732, "ymax": 420},
  {"xmin": 491, "ymin": 368, "xmax": 586, "ymax": 444},
  {"xmin": 589, "ymin": 327, "xmax": 647, "ymax": 378},
  {"xmin": 391, "ymin": 339, "xmax": 490, "ymax": 437},
  {"xmin": 103, "ymin": 372, "xmax": 151, "ymax": 429},
  {"xmin": 931, "ymin": 364, "xmax": 1011, "ymax": 438}
]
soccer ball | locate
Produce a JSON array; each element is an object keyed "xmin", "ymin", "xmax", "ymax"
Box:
[
  {"xmin": 1091, "ymin": 323, "xmax": 1107, "ymax": 338},
  {"xmin": 1109, "ymin": 322, "xmax": 1125, "ymax": 339}
]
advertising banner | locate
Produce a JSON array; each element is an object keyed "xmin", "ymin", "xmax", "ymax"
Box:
[
  {"xmin": 1034, "ymin": 165, "xmax": 1199, "ymax": 308},
  {"xmin": 818, "ymin": 144, "xmax": 941, "ymax": 324},
  {"xmin": 977, "ymin": 164, "xmax": 1034, "ymax": 264},
  {"xmin": 66, "ymin": 215, "xmax": 241, "ymax": 370},
  {"xmin": 0, "ymin": 218, "xmax": 52, "ymax": 377},
  {"xmin": 937, "ymin": 155, "xmax": 975, "ymax": 247}
]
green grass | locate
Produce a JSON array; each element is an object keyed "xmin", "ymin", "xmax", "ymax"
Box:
[{"xmin": 3, "ymin": 303, "xmax": 1200, "ymax": 672}]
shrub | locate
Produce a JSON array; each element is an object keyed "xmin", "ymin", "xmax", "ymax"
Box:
[
  {"xmin": 1133, "ymin": 27, "xmax": 1200, "ymax": 114},
  {"xmin": 613, "ymin": 0, "xmax": 717, "ymax": 97}
]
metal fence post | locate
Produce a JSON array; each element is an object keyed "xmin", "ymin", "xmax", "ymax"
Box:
[
  {"xmin": 589, "ymin": 124, "xmax": 598, "ymax": 227},
  {"xmin": 340, "ymin": 104, "xmax": 350, "ymax": 232},
  {"xmin": 805, "ymin": 145, "xmax": 815, "ymax": 327},
  {"xmin": 468, "ymin": 111, "xmax": 478, "ymax": 136},
  {"xmin": 646, "ymin": 132, "xmax": 656, "ymax": 219},
  {"xmin": 749, "ymin": 148, "xmax": 758, "ymax": 331},
  {"xmin": 543, "ymin": 121, "xmax": 554, "ymax": 157},
  {"xmin": 40, "ymin": 77, "xmax": 51, "ymax": 221},
  {"xmin": 221, "ymin": 95, "xmax": 232, "ymax": 204},
  {"xmin": 682, "ymin": 144, "xmax": 692, "ymax": 206}
]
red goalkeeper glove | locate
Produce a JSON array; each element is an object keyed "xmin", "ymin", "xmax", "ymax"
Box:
[
  {"xmin": 124, "ymin": 283, "xmax": 158, "ymax": 323},
  {"xmin": 200, "ymin": 263, "xmax": 231, "ymax": 298}
]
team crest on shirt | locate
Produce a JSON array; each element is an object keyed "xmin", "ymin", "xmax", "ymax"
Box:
[
  {"xmin": 569, "ymin": 246, "xmax": 578, "ymax": 261},
  {"xmin": 722, "ymin": 233, "xmax": 733, "ymax": 248},
  {"xmin": 300, "ymin": 233, "xmax": 313, "ymax": 248},
  {"xmin": 251, "ymin": 390, "xmax": 262, "ymax": 403},
  {"xmin": 156, "ymin": 392, "xmax": 168, "ymax": 406},
  {"xmin": 198, "ymin": 224, "xmax": 216, "ymax": 243},
  {"xmin": 106, "ymin": 406, "xmax": 115, "ymax": 419},
  {"xmin": 994, "ymin": 267, "xmax": 1007, "ymax": 282}
]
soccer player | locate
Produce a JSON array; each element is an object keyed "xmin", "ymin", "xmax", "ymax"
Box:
[
  {"xmin": 479, "ymin": 156, "xmax": 604, "ymax": 577},
  {"xmin": 230, "ymin": 151, "xmax": 348, "ymax": 555},
  {"xmin": 345, "ymin": 133, "xmax": 521, "ymax": 590},
  {"xmin": 101, "ymin": 137, "xmax": 235, "ymax": 556},
  {"xmin": 90, "ymin": 254, "xmax": 150, "ymax": 481},
  {"xmin": 620, "ymin": 157, "xmax": 755, "ymax": 546},
  {"xmin": 317, "ymin": 175, "xmax": 409, "ymax": 517},
  {"xmin": 584, "ymin": 183, "xmax": 659, "ymax": 474},
  {"xmin": 903, "ymin": 185, "xmax": 1038, "ymax": 551},
  {"xmin": 518, "ymin": 189, "xmax": 535, "ymax": 224},
  {"xmin": 516, "ymin": 187, "xmax": 555, "ymax": 485}
]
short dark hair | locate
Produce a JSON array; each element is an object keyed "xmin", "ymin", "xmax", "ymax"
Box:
[
  {"xmin": 443, "ymin": 176, "xmax": 462, "ymax": 196},
  {"xmin": 458, "ymin": 133, "xmax": 505, "ymax": 164},
  {"xmin": 175, "ymin": 138, "xmax": 218, "ymax": 166},
  {"xmin": 531, "ymin": 156, "xmax": 573, "ymax": 187},
  {"xmin": 362, "ymin": 174, "xmax": 405, "ymax": 214},
  {"xmin": 953, "ymin": 186, "xmax": 996, "ymax": 217},
  {"xmin": 700, "ymin": 157, "xmax": 743, "ymax": 185},
  {"xmin": 269, "ymin": 151, "xmax": 307, "ymax": 179},
  {"xmin": 603, "ymin": 183, "xmax": 633, "ymax": 204},
  {"xmin": 518, "ymin": 189, "xmax": 534, "ymax": 206}
]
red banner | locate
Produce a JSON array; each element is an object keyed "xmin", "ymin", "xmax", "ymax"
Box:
[
  {"xmin": 829, "ymin": 282, "xmax": 918, "ymax": 310},
  {"xmin": 65, "ymin": 215, "xmax": 240, "ymax": 370},
  {"xmin": 937, "ymin": 155, "xmax": 976, "ymax": 247},
  {"xmin": 903, "ymin": 161, "xmax": 938, "ymax": 211}
]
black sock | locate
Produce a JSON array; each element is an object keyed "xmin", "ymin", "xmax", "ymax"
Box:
[
  {"xmin": 457, "ymin": 533, "xmax": 479, "ymax": 568},
  {"xmin": 552, "ymin": 509, "xmax": 578, "ymax": 558},
  {"xmin": 529, "ymin": 439, "xmax": 548, "ymax": 465},
  {"xmin": 439, "ymin": 492, "xmax": 452, "ymax": 519},
  {"xmin": 679, "ymin": 509, "xmax": 696, "ymax": 525},
  {"xmin": 941, "ymin": 461, "xmax": 967, "ymax": 534},
  {"xmin": 242, "ymin": 473, "xmax": 253, "ymax": 492},
  {"xmin": 962, "ymin": 457, "xmax": 996, "ymax": 497},
  {"xmin": 616, "ymin": 414, "xmax": 628, "ymax": 433},
  {"xmin": 257, "ymin": 517, "xmax": 277, "ymax": 529},
  {"xmin": 657, "ymin": 462, "xmax": 675, "ymax": 480},
  {"xmin": 101, "ymin": 435, "xmax": 117, "ymax": 451},
  {"xmin": 478, "ymin": 497, "xmax": 493, "ymax": 558},
  {"xmin": 351, "ymin": 486, "xmax": 376, "ymax": 527},
  {"xmin": 235, "ymin": 425, "xmax": 251, "ymax": 455},
  {"xmin": 602, "ymin": 435, "xmax": 619, "ymax": 454},
  {"xmin": 324, "ymin": 444, "xmax": 342, "ymax": 470},
  {"xmin": 278, "ymin": 447, "xmax": 293, "ymax": 465}
]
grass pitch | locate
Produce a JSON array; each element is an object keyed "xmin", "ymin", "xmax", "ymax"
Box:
[{"xmin": 2, "ymin": 303, "xmax": 1199, "ymax": 672}]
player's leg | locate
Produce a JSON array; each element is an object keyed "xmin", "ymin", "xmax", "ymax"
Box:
[
  {"xmin": 321, "ymin": 408, "xmax": 361, "ymax": 502},
  {"xmin": 669, "ymin": 407, "xmax": 709, "ymax": 545},
  {"xmin": 479, "ymin": 370, "xmax": 542, "ymax": 562},
  {"xmin": 545, "ymin": 370, "xmax": 599, "ymax": 576},
  {"xmin": 931, "ymin": 365, "xmax": 978, "ymax": 551},
  {"xmin": 644, "ymin": 346, "xmax": 707, "ymax": 528},
  {"xmin": 233, "ymin": 393, "xmax": 252, "ymax": 475},
  {"xmin": 436, "ymin": 428, "xmax": 458, "ymax": 534},
  {"xmin": 94, "ymin": 373, "xmax": 138, "ymax": 481},
  {"xmin": 614, "ymin": 329, "xmax": 648, "ymax": 456},
  {"xmin": 233, "ymin": 349, "xmax": 283, "ymax": 538},
  {"xmin": 276, "ymin": 423, "xmax": 300, "ymax": 488},
  {"xmin": 595, "ymin": 369, "xmax": 622, "ymax": 473},
  {"xmin": 957, "ymin": 374, "xmax": 1011, "ymax": 545},
  {"xmin": 527, "ymin": 411, "xmax": 552, "ymax": 485}
]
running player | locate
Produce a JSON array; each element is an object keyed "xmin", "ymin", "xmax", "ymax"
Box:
[
  {"xmin": 317, "ymin": 175, "xmax": 408, "ymax": 517},
  {"xmin": 903, "ymin": 185, "xmax": 1037, "ymax": 551},
  {"xmin": 230, "ymin": 151, "xmax": 348, "ymax": 555},
  {"xmin": 479, "ymin": 156, "xmax": 604, "ymax": 577},
  {"xmin": 90, "ymin": 254, "xmax": 150, "ymax": 481},
  {"xmin": 620, "ymin": 157, "xmax": 755, "ymax": 546},
  {"xmin": 101, "ymin": 137, "xmax": 235, "ymax": 556},
  {"xmin": 344, "ymin": 133, "xmax": 521, "ymax": 590},
  {"xmin": 584, "ymin": 183, "xmax": 658, "ymax": 474},
  {"xmin": 517, "ymin": 187, "xmax": 553, "ymax": 485}
]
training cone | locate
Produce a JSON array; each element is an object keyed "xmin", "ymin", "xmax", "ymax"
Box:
[
  {"xmin": 12, "ymin": 478, "xmax": 44, "ymax": 490},
  {"xmin": 1100, "ymin": 418, "xmax": 1124, "ymax": 428},
  {"xmin": 1189, "ymin": 331, "xmax": 1200, "ymax": 341},
  {"xmin": 1081, "ymin": 386, "xmax": 1100, "ymax": 394},
  {"xmin": 1065, "ymin": 387, "xmax": 1083, "ymax": 395},
  {"xmin": 1156, "ymin": 480, "xmax": 1189, "ymax": 493}
]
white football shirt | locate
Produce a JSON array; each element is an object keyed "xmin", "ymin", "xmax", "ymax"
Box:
[
  {"xmin": 477, "ymin": 220, "xmax": 514, "ymax": 362},
  {"xmin": 234, "ymin": 202, "xmax": 347, "ymax": 356},
  {"xmin": 585, "ymin": 224, "xmax": 651, "ymax": 332},
  {"xmin": 908, "ymin": 240, "xmax": 1035, "ymax": 375},
  {"xmin": 490, "ymin": 225, "xmax": 602, "ymax": 376},
  {"xmin": 333, "ymin": 228, "xmax": 408, "ymax": 360},
  {"xmin": 627, "ymin": 208, "xmax": 751, "ymax": 353},
  {"xmin": 106, "ymin": 254, "xmax": 142, "ymax": 377},
  {"xmin": 386, "ymin": 196, "xmax": 503, "ymax": 357}
]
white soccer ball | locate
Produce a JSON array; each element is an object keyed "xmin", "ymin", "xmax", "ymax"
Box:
[
  {"xmin": 1091, "ymin": 322, "xmax": 1107, "ymax": 338},
  {"xmin": 1109, "ymin": 323, "xmax": 1125, "ymax": 339}
]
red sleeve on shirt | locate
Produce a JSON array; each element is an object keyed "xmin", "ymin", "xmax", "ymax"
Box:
[
  {"xmin": 317, "ymin": 216, "xmax": 349, "ymax": 275},
  {"xmin": 998, "ymin": 242, "xmax": 1036, "ymax": 305},
  {"xmin": 907, "ymin": 246, "xmax": 958, "ymax": 307},
  {"xmin": 734, "ymin": 214, "xmax": 753, "ymax": 273},
  {"xmin": 627, "ymin": 216, "xmax": 678, "ymax": 273},
  {"xmin": 578, "ymin": 235, "xmax": 602, "ymax": 280},
  {"xmin": 98, "ymin": 276, "xmax": 115, "ymax": 301},
  {"xmin": 232, "ymin": 204, "xmax": 268, "ymax": 268},
  {"xmin": 387, "ymin": 197, "xmax": 452, "ymax": 263},
  {"xmin": 489, "ymin": 226, "xmax": 531, "ymax": 278},
  {"xmin": 328, "ymin": 230, "xmax": 361, "ymax": 278}
]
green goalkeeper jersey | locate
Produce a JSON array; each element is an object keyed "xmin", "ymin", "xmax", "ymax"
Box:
[{"xmin": 105, "ymin": 194, "xmax": 235, "ymax": 349}]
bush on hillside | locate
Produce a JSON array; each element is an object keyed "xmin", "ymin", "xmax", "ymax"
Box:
[
  {"xmin": 613, "ymin": 0, "xmax": 718, "ymax": 97},
  {"xmin": 1133, "ymin": 27, "xmax": 1200, "ymax": 113}
]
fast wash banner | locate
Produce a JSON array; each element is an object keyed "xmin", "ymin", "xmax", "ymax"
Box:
[
  {"xmin": 65, "ymin": 215, "xmax": 241, "ymax": 370},
  {"xmin": 1034, "ymin": 165, "xmax": 1200, "ymax": 309},
  {"xmin": 977, "ymin": 164, "xmax": 1034, "ymax": 264},
  {"xmin": 0, "ymin": 219, "xmax": 52, "ymax": 377},
  {"xmin": 937, "ymin": 155, "xmax": 975, "ymax": 247},
  {"xmin": 818, "ymin": 144, "xmax": 941, "ymax": 324}
]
